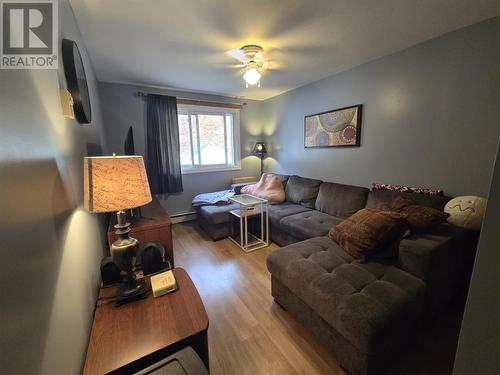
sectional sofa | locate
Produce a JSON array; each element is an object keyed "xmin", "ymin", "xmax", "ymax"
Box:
[{"xmin": 193, "ymin": 175, "xmax": 474, "ymax": 375}]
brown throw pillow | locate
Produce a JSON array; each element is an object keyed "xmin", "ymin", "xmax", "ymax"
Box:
[
  {"xmin": 329, "ymin": 208, "xmax": 408, "ymax": 261},
  {"xmin": 389, "ymin": 196, "xmax": 449, "ymax": 233}
]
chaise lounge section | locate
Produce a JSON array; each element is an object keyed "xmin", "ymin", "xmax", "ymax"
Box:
[{"xmin": 268, "ymin": 236, "xmax": 427, "ymax": 375}]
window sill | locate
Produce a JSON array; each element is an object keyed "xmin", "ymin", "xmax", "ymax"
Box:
[{"xmin": 181, "ymin": 166, "xmax": 241, "ymax": 175}]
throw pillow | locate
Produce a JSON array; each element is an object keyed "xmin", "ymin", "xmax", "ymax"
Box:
[
  {"xmin": 372, "ymin": 182, "xmax": 444, "ymax": 196},
  {"xmin": 389, "ymin": 196, "xmax": 449, "ymax": 233},
  {"xmin": 444, "ymin": 196, "xmax": 487, "ymax": 230},
  {"xmin": 241, "ymin": 173, "xmax": 285, "ymax": 204},
  {"xmin": 328, "ymin": 208, "xmax": 408, "ymax": 261}
]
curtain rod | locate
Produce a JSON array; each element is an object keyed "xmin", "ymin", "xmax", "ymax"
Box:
[{"xmin": 136, "ymin": 91, "xmax": 245, "ymax": 109}]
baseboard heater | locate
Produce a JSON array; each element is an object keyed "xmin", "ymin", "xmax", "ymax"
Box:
[{"xmin": 170, "ymin": 211, "xmax": 197, "ymax": 224}]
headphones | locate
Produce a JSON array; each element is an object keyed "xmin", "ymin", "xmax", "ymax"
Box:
[
  {"xmin": 139, "ymin": 241, "xmax": 169, "ymax": 275},
  {"xmin": 101, "ymin": 241, "xmax": 169, "ymax": 286}
]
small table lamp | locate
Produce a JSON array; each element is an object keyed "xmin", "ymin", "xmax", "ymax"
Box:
[
  {"xmin": 252, "ymin": 142, "xmax": 267, "ymax": 176},
  {"xmin": 84, "ymin": 155, "xmax": 152, "ymax": 305}
]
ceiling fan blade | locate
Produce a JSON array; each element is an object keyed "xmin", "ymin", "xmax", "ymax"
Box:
[
  {"xmin": 262, "ymin": 60, "xmax": 286, "ymax": 71},
  {"xmin": 262, "ymin": 46, "xmax": 282, "ymax": 59},
  {"xmin": 225, "ymin": 48, "xmax": 247, "ymax": 63},
  {"xmin": 217, "ymin": 63, "xmax": 246, "ymax": 69}
]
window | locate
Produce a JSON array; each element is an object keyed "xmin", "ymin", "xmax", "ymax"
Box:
[{"xmin": 177, "ymin": 105, "xmax": 240, "ymax": 173}]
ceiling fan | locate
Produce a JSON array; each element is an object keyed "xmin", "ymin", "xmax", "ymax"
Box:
[{"xmin": 225, "ymin": 44, "xmax": 270, "ymax": 88}]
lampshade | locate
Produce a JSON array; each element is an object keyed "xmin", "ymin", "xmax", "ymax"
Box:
[
  {"xmin": 252, "ymin": 142, "xmax": 267, "ymax": 155},
  {"xmin": 83, "ymin": 155, "xmax": 152, "ymax": 213}
]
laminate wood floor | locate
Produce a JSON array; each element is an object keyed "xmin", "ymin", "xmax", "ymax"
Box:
[{"xmin": 173, "ymin": 222, "xmax": 464, "ymax": 375}]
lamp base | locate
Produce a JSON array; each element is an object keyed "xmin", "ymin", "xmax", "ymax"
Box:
[
  {"xmin": 115, "ymin": 278, "xmax": 147, "ymax": 306},
  {"xmin": 112, "ymin": 209, "xmax": 148, "ymax": 306}
]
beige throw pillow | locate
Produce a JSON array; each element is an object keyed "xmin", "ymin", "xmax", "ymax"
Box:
[
  {"xmin": 444, "ymin": 196, "xmax": 487, "ymax": 230},
  {"xmin": 241, "ymin": 173, "xmax": 285, "ymax": 204}
]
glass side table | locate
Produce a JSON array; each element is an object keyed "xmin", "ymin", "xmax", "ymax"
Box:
[{"xmin": 228, "ymin": 194, "xmax": 269, "ymax": 252}]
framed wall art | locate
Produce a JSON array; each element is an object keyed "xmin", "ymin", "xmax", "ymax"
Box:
[{"xmin": 304, "ymin": 104, "xmax": 362, "ymax": 148}]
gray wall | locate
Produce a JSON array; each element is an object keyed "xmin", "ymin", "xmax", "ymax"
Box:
[
  {"xmin": 454, "ymin": 137, "xmax": 500, "ymax": 375},
  {"xmin": 262, "ymin": 16, "xmax": 500, "ymax": 197},
  {"xmin": 0, "ymin": 0, "xmax": 107, "ymax": 373},
  {"xmin": 99, "ymin": 82, "xmax": 263, "ymax": 216}
]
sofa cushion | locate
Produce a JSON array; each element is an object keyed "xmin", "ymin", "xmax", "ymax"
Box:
[
  {"xmin": 195, "ymin": 202, "xmax": 239, "ymax": 225},
  {"xmin": 279, "ymin": 211, "xmax": 343, "ymax": 241},
  {"xmin": 285, "ymin": 175, "xmax": 322, "ymax": 208},
  {"xmin": 366, "ymin": 189, "xmax": 449, "ymax": 210},
  {"xmin": 267, "ymin": 236, "xmax": 426, "ymax": 354},
  {"xmin": 315, "ymin": 182, "xmax": 369, "ymax": 218},
  {"xmin": 268, "ymin": 202, "xmax": 311, "ymax": 228}
]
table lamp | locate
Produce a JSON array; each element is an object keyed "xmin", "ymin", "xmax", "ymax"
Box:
[
  {"xmin": 84, "ymin": 155, "xmax": 152, "ymax": 305},
  {"xmin": 252, "ymin": 142, "xmax": 267, "ymax": 176}
]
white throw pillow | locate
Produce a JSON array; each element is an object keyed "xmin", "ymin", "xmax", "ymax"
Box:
[{"xmin": 444, "ymin": 196, "xmax": 487, "ymax": 230}]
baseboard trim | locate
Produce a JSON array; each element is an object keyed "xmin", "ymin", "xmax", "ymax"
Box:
[{"xmin": 170, "ymin": 211, "xmax": 197, "ymax": 224}]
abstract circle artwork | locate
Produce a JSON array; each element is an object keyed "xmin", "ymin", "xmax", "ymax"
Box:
[{"xmin": 304, "ymin": 104, "xmax": 362, "ymax": 147}]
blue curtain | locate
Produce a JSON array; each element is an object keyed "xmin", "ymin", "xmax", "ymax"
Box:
[{"xmin": 145, "ymin": 94, "xmax": 183, "ymax": 194}]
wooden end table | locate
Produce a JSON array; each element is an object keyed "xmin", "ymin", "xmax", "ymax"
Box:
[{"xmin": 83, "ymin": 268, "xmax": 209, "ymax": 374}]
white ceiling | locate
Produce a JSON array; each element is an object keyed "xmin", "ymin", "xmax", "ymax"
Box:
[{"xmin": 70, "ymin": 0, "xmax": 500, "ymax": 100}]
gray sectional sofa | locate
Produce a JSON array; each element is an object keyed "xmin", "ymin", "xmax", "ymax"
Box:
[{"xmin": 193, "ymin": 175, "xmax": 473, "ymax": 375}]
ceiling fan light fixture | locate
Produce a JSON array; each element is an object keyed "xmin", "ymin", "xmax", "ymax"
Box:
[
  {"xmin": 228, "ymin": 45, "xmax": 265, "ymax": 88},
  {"xmin": 243, "ymin": 66, "xmax": 261, "ymax": 86}
]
